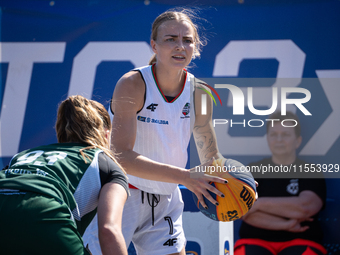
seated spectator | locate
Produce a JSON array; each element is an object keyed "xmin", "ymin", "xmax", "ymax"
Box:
[{"xmin": 235, "ymin": 111, "xmax": 327, "ymax": 255}]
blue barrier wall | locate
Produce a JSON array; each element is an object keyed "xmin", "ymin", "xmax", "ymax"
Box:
[{"xmin": 0, "ymin": 0, "xmax": 339, "ymax": 253}]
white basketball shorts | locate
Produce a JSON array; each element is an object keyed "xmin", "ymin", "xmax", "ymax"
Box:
[{"xmin": 83, "ymin": 186, "xmax": 186, "ymax": 255}]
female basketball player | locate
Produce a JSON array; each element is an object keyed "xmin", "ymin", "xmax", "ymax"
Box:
[
  {"xmin": 0, "ymin": 95, "xmax": 128, "ymax": 255},
  {"xmin": 83, "ymin": 8, "xmax": 228, "ymax": 255}
]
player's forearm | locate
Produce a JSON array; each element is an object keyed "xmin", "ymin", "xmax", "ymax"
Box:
[
  {"xmin": 99, "ymin": 226, "xmax": 128, "ymax": 255},
  {"xmin": 116, "ymin": 149, "xmax": 188, "ymax": 184}
]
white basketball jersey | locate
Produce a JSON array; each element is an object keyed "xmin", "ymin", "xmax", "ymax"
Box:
[{"xmin": 129, "ymin": 65, "xmax": 193, "ymax": 195}]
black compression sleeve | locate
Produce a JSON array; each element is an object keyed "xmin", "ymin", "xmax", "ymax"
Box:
[{"xmin": 98, "ymin": 152, "xmax": 129, "ymax": 197}]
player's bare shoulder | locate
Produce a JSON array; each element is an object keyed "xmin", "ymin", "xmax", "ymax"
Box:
[
  {"xmin": 112, "ymin": 70, "xmax": 145, "ymax": 112},
  {"xmin": 115, "ymin": 70, "xmax": 145, "ymax": 95}
]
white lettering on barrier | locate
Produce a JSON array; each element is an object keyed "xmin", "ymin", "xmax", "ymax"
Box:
[
  {"xmin": 300, "ymin": 70, "xmax": 340, "ymax": 156},
  {"xmin": 0, "ymin": 42, "xmax": 66, "ymax": 157},
  {"xmin": 68, "ymin": 41, "xmax": 152, "ymax": 97},
  {"xmin": 0, "ymin": 41, "xmax": 338, "ymax": 159},
  {"xmin": 0, "ymin": 41, "xmax": 152, "ymax": 158}
]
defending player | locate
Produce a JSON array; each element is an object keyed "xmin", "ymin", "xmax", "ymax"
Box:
[
  {"xmin": 83, "ymin": 8, "xmax": 228, "ymax": 255},
  {"xmin": 0, "ymin": 95, "xmax": 129, "ymax": 255}
]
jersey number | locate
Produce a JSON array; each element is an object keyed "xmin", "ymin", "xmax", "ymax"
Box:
[
  {"xmin": 163, "ymin": 216, "xmax": 177, "ymax": 246},
  {"xmin": 12, "ymin": 150, "xmax": 67, "ymax": 167}
]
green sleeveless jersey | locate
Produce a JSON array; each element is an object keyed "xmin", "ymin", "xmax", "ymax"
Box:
[{"xmin": 0, "ymin": 143, "xmax": 127, "ymax": 235}]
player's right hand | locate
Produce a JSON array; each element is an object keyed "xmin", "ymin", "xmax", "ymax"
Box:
[{"xmin": 181, "ymin": 158, "xmax": 228, "ymax": 209}]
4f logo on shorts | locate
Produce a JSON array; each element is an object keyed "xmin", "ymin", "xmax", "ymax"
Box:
[{"xmin": 163, "ymin": 238, "xmax": 177, "ymax": 246}]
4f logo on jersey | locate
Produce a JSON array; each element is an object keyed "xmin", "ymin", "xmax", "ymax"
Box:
[
  {"xmin": 146, "ymin": 103, "xmax": 158, "ymax": 112},
  {"xmin": 163, "ymin": 238, "xmax": 177, "ymax": 246}
]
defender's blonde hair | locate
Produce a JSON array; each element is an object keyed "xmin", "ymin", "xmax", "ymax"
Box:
[{"xmin": 56, "ymin": 95, "xmax": 125, "ymax": 174}]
